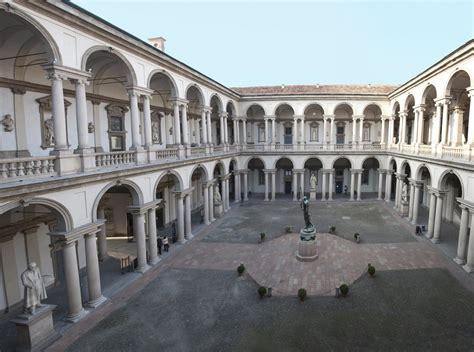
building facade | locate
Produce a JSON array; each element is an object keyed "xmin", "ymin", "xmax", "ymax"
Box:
[{"xmin": 0, "ymin": 1, "xmax": 473, "ymax": 323}]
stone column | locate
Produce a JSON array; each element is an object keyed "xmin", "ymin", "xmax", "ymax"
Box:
[
  {"xmin": 426, "ymin": 191, "xmax": 436, "ymax": 238},
  {"xmin": 184, "ymin": 194, "xmax": 193, "ymax": 239},
  {"xmin": 417, "ymin": 106, "xmax": 425, "ymax": 144},
  {"xmin": 74, "ymin": 79, "xmax": 90, "ymax": 150},
  {"xmin": 224, "ymin": 115, "xmax": 229, "ymax": 144},
  {"xmin": 452, "ymin": 107, "xmax": 465, "ymax": 146},
  {"xmin": 349, "ymin": 170, "xmax": 355, "ymax": 201},
  {"xmin": 49, "ymin": 73, "xmax": 68, "ymax": 151},
  {"xmin": 173, "ymin": 102, "xmax": 181, "ymax": 145},
  {"xmin": 243, "ymin": 171, "xmax": 249, "ymax": 201},
  {"xmin": 271, "ymin": 171, "xmax": 276, "ymax": 201},
  {"xmin": 467, "ymin": 88, "xmax": 474, "ymax": 145},
  {"xmin": 97, "ymin": 208, "xmax": 107, "ymax": 261},
  {"xmin": 142, "ymin": 95, "xmax": 153, "ymax": 148},
  {"xmin": 264, "ymin": 118, "xmax": 269, "ymax": 144},
  {"xmin": 133, "ymin": 212, "xmax": 149, "ymax": 272},
  {"xmin": 440, "ymin": 99, "xmax": 450, "ymax": 144},
  {"xmin": 292, "ymin": 171, "xmax": 298, "ymax": 201},
  {"xmin": 385, "ymin": 171, "xmax": 393, "ymax": 202},
  {"xmin": 221, "ymin": 178, "xmax": 228, "ymax": 211},
  {"xmin": 454, "ymin": 205, "xmax": 469, "ymax": 264},
  {"xmin": 232, "ymin": 119, "xmax": 237, "ymax": 144},
  {"xmin": 209, "ymin": 184, "xmax": 215, "ymax": 221},
  {"xmin": 235, "ymin": 173, "xmax": 241, "ymax": 202},
  {"xmin": 242, "ymin": 119, "xmax": 247, "ymax": 145},
  {"xmin": 264, "ymin": 171, "xmax": 269, "ymax": 201},
  {"xmin": 328, "ymin": 170, "xmax": 334, "ymax": 201},
  {"xmin": 411, "ymin": 183, "xmax": 421, "ymax": 224},
  {"xmin": 62, "ymin": 241, "xmax": 85, "ymax": 321},
  {"xmin": 300, "ymin": 117, "xmax": 304, "ymax": 143},
  {"xmin": 412, "ymin": 110, "xmax": 419, "ymax": 145},
  {"xmin": 463, "ymin": 211, "xmax": 474, "ymax": 273},
  {"xmin": 128, "ymin": 90, "xmax": 142, "ymax": 150},
  {"xmin": 323, "ymin": 117, "xmax": 328, "ymax": 144},
  {"xmin": 380, "ymin": 117, "xmax": 386, "ymax": 144},
  {"xmin": 219, "ymin": 113, "xmax": 225, "ymax": 145},
  {"xmin": 147, "ymin": 208, "xmax": 159, "ymax": 264},
  {"xmin": 388, "ymin": 116, "xmax": 395, "ymax": 145},
  {"xmin": 206, "ymin": 111, "xmax": 213, "ymax": 145},
  {"xmin": 293, "ymin": 118, "xmax": 298, "ymax": 144},
  {"xmin": 352, "ymin": 117, "xmax": 357, "ymax": 143},
  {"xmin": 299, "ymin": 171, "xmax": 304, "ymax": 198},
  {"xmin": 176, "ymin": 194, "xmax": 185, "ymax": 243},
  {"xmin": 408, "ymin": 182, "xmax": 415, "ymax": 221},
  {"xmin": 432, "ymin": 101, "xmax": 442, "ymax": 146},
  {"xmin": 359, "ymin": 117, "xmax": 364, "ymax": 143},
  {"xmin": 272, "ymin": 118, "xmax": 276, "ymax": 144},
  {"xmin": 432, "ymin": 194, "xmax": 444, "ymax": 243},
  {"xmin": 203, "ymin": 185, "xmax": 210, "ymax": 225},
  {"xmin": 321, "ymin": 170, "xmax": 327, "ymax": 201},
  {"xmin": 377, "ymin": 170, "xmax": 384, "ymax": 200},
  {"xmin": 356, "ymin": 171, "xmax": 362, "ymax": 201},
  {"xmin": 181, "ymin": 104, "xmax": 189, "ymax": 146},
  {"xmin": 330, "ymin": 117, "xmax": 335, "ymax": 144},
  {"xmin": 84, "ymin": 232, "xmax": 106, "ymax": 308},
  {"xmin": 201, "ymin": 109, "xmax": 208, "ymax": 145}
]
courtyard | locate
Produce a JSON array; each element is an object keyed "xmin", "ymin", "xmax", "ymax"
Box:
[{"xmin": 48, "ymin": 201, "xmax": 473, "ymax": 351}]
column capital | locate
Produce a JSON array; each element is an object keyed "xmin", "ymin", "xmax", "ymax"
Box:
[
  {"xmin": 42, "ymin": 63, "xmax": 92, "ymax": 81},
  {"xmin": 263, "ymin": 168, "xmax": 276, "ymax": 174},
  {"xmin": 294, "ymin": 115, "xmax": 305, "ymax": 121},
  {"xmin": 353, "ymin": 115, "xmax": 364, "ymax": 120},
  {"xmin": 219, "ymin": 111, "xmax": 228, "ymax": 118},
  {"xmin": 48, "ymin": 220, "xmax": 105, "ymax": 245},
  {"xmin": 127, "ymin": 199, "xmax": 162, "ymax": 214},
  {"xmin": 292, "ymin": 168, "xmax": 305, "ymax": 174},
  {"xmin": 377, "ymin": 168, "xmax": 387, "ymax": 174},
  {"xmin": 434, "ymin": 96, "xmax": 452, "ymax": 106},
  {"xmin": 407, "ymin": 178, "xmax": 423, "ymax": 187},
  {"xmin": 264, "ymin": 115, "xmax": 276, "ymax": 120},
  {"xmin": 426, "ymin": 186, "xmax": 448, "ymax": 197},
  {"xmin": 456, "ymin": 197, "xmax": 474, "ymax": 212},
  {"xmin": 380, "ymin": 115, "xmax": 390, "ymax": 121},
  {"xmin": 173, "ymin": 187, "xmax": 194, "ymax": 197},
  {"xmin": 323, "ymin": 114, "xmax": 335, "ymax": 121},
  {"xmin": 413, "ymin": 104, "xmax": 427, "ymax": 113},
  {"xmin": 199, "ymin": 105, "xmax": 212, "ymax": 114},
  {"xmin": 399, "ymin": 111, "xmax": 408, "ymax": 118},
  {"xmin": 350, "ymin": 168, "xmax": 363, "ymax": 174},
  {"xmin": 125, "ymin": 85, "xmax": 154, "ymax": 97},
  {"xmin": 394, "ymin": 172, "xmax": 407, "ymax": 180},
  {"xmin": 237, "ymin": 168, "xmax": 249, "ymax": 174},
  {"xmin": 466, "ymin": 86, "xmax": 474, "ymax": 97}
]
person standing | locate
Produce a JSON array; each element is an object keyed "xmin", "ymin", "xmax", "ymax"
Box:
[
  {"xmin": 163, "ymin": 236, "xmax": 169, "ymax": 252},
  {"xmin": 157, "ymin": 236, "xmax": 163, "ymax": 255}
]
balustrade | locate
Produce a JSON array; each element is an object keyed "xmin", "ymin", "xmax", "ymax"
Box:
[{"xmin": 0, "ymin": 156, "xmax": 56, "ymax": 181}]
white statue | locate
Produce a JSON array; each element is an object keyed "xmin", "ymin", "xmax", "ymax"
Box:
[
  {"xmin": 152, "ymin": 121, "xmax": 160, "ymax": 143},
  {"xmin": 401, "ymin": 183, "xmax": 408, "ymax": 203},
  {"xmin": 214, "ymin": 187, "xmax": 222, "ymax": 204},
  {"xmin": 2, "ymin": 114, "xmax": 14, "ymax": 132},
  {"xmin": 44, "ymin": 118, "xmax": 55, "ymax": 146},
  {"xmin": 310, "ymin": 173, "xmax": 317, "ymax": 191},
  {"xmin": 88, "ymin": 122, "xmax": 95, "ymax": 133},
  {"xmin": 21, "ymin": 262, "xmax": 47, "ymax": 315}
]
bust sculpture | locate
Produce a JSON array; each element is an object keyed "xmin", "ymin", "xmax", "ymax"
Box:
[
  {"xmin": 21, "ymin": 262, "xmax": 47, "ymax": 315},
  {"xmin": 2, "ymin": 114, "xmax": 14, "ymax": 132},
  {"xmin": 310, "ymin": 173, "xmax": 317, "ymax": 191}
]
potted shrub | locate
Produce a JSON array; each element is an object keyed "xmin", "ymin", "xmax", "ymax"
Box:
[
  {"xmin": 260, "ymin": 232, "xmax": 266, "ymax": 241},
  {"xmin": 328, "ymin": 226, "xmax": 336, "ymax": 234},
  {"xmin": 368, "ymin": 264, "xmax": 376, "ymax": 277},
  {"xmin": 339, "ymin": 284, "xmax": 349, "ymax": 297},
  {"xmin": 285, "ymin": 226, "xmax": 292, "ymax": 233},
  {"xmin": 298, "ymin": 288, "xmax": 307, "ymax": 301},
  {"xmin": 237, "ymin": 263, "xmax": 245, "ymax": 276},
  {"xmin": 354, "ymin": 233, "xmax": 360, "ymax": 243},
  {"xmin": 258, "ymin": 286, "xmax": 267, "ymax": 299}
]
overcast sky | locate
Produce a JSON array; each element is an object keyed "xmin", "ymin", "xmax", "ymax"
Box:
[{"xmin": 73, "ymin": 0, "xmax": 473, "ymax": 87}]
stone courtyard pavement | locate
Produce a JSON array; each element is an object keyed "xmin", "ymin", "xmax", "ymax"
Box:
[{"xmin": 43, "ymin": 201, "xmax": 474, "ymax": 351}]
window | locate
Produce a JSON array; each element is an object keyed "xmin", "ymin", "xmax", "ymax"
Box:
[
  {"xmin": 106, "ymin": 103, "xmax": 128, "ymax": 151},
  {"xmin": 310, "ymin": 123, "xmax": 319, "ymax": 141},
  {"xmin": 258, "ymin": 169, "xmax": 265, "ymax": 185},
  {"xmin": 258, "ymin": 124, "xmax": 265, "ymax": 142},
  {"xmin": 284, "ymin": 170, "xmax": 292, "ymax": 177},
  {"xmin": 363, "ymin": 123, "xmax": 371, "ymax": 142}
]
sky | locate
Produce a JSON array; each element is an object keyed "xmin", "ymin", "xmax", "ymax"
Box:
[{"xmin": 72, "ymin": 0, "xmax": 473, "ymax": 87}]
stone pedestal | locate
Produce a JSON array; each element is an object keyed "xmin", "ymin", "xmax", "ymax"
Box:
[
  {"xmin": 296, "ymin": 227, "xmax": 318, "ymax": 262},
  {"xmin": 10, "ymin": 304, "xmax": 60, "ymax": 352},
  {"xmin": 214, "ymin": 202, "xmax": 223, "ymax": 218},
  {"xmin": 400, "ymin": 200, "xmax": 409, "ymax": 217},
  {"xmin": 309, "ymin": 191, "xmax": 316, "ymax": 201}
]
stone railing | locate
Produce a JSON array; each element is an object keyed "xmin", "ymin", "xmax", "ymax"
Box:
[
  {"xmin": 362, "ymin": 144, "xmax": 382, "ymax": 150},
  {"xmin": 95, "ymin": 151, "xmax": 136, "ymax": 167},
  {"xmin": 275, "ymin": 144, "xmax": 294, "ymax": 151},
  {"xmin": 418, "ymin": 144, "xmax": 432, "ymax": 156},
  {"xmin": 213, "ymin": 145, "xmax": 225, "ymax": 154},
  {"xmin": 0, "ymin": 156, "xmax": 56, "ymax": 181},
  {"xmin": 441, "ymin": 146, "xmax": 465, "ymax": 159},
  {"xmin": 334, "ymin": 144, "xmax": 352, "ymax": 150},
  {"xmin": 241, "ymin": 144, "xmax": 265, "ymax": 151},
  {"xmin": 190, "ymin": 146, "xmax": 206, "ymax": 156},
  {"xmin": 304, "ymin": 144, "xmax": 324, "ymax": 151},
  {"xmin": 156, "ymin": 148, "xmax": 178, "ymax": 160}
]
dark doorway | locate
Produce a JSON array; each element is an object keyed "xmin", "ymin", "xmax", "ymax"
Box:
[
  {"xmin": 284, "ymin": 127, "xmax": 292, "ymax": 144},
  {"xmin": 284, "ymin": 181, "xmax": 292, "ymax": 194},
  {"xmin": 336, "ymin": 180, "xmax": 343, "ymax": 194}
]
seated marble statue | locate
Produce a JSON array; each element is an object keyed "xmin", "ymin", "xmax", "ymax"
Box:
[
  {"xmin": 214, "ymin": 188, "xmax": 222, "ymax": 204},
  {"xmin": 21, "ymin": 262, "xmax": 47, "ymax": 315}
]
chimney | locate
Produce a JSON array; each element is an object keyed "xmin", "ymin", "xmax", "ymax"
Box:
[{"xmin": 148, "ymin": 36, "xmax": 166, "ymax": 52}]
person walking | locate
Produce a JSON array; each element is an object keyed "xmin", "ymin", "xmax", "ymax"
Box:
[
  {"xmin": 157, "ymin": 236, "xmax": 163, "ymax": 255},
  {"xmin": 163, "ymin": 236, "xmax": 169, "ymax": 252}
]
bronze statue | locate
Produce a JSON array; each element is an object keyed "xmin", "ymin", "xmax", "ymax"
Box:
[{"xmin": 300, "ymin": 196, "xmax": 313, "ymax": 229}]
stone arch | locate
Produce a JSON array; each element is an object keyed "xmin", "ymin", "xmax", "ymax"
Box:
[
  {"xmin": 81, "ymin": 45, "xmax": 137, "ymax": 86},
  {"xmin": 360, "ymin": 155, "xmax": 383, "ymax": 170},
  {"xmin": 399, "ymin": 160, "xmax": 412, "ymax": 177},
  {"xmin": 303, "ymin": 102, "xmax": 325, "ymax": 116},
  {"xmin": 229, "ymin": 157, "xmax": 239, "ymax": 172},
  {"xmin": 92, "ymin": 179, "xmax": 144, "ymax": 221},
  {"xmin": 332, "ymin": 156, "xmax": 353, "ymax": 169},
  {"xmin": 147, "ymin": 69, "xmax": 179, "ymax": 99},
  {"xmin": 438, "ymin": 169, "xmax": 465, "ymax": 196},
  {"xmin": 246, "ymin": 104, "xmax": 266, "ymax": 117},
  {"xmin": 213, "ymin": 160, "xmax": 226, "ymax": 176},
  {"xmin": 362, "ymin": 103, "xmax": 383, "ymax": 116},
  {"xmin": 273, "ymin": 156, "xmax": 295, "ymax": 169},
  {"xmin": 273, "ymin": 102, "xmax": 295, "ymax": 116},
  {"xmin": 303, "ymin": 156, "xmax": 325, "ymax": 169},
  {"xmin": 421, "ymin": 84, "xmax": 438, "ymax": 104},
  {"xmin": 392, "ymin": 101, "xmax": 401, "ymax": 115},
  {"xmin": 185, "ymin": 83, "xmax": 205, "ymax": 105},
  {"xmin": 245, "ymin": 156, "xmax": 266, "ymax": 169},
  {"xmin": 210, "ymin": 94, "xmax": 224, "ymax": 112},
  {"xmin": 404, "ymin": 94, "xmax": 416, "ymax": 111},
  {"xmin": 333, "ymin": 102, "xmax": 354, "ymax": 115},
  {"xmin": 388, "ymin": 158, "xmax": 397, "ymax": 172},
  {"xmin": 415, "ymin": 164, "xmax": 433, "ymax": 182},
  {"xmin": 189, "ymin": 164, "xmax": 209, "ymax": 184},
  {"xmin": 444, "ymin": 69, "xmax": 471, "ymax": 97},
  {"xmin": 154, "ymin": 170, "xmax": 184, "ymax": 195}
]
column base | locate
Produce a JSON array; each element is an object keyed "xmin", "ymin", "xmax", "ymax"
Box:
[
  {"xmin": 85, "ymin": 295, "xmax": 107, "ymax": 309},
  {"xmin": 185, "ymin": 233, "xmax": 194, "ymax": 240},
  {"xmin": 135, "ymin": 264, "xmax": 151, "ymax": 274},
  {"xmin": 66, "ymin": 307, "xmax": 88, "ymax": 323},
  {"xmin": 425, "ymin": 232, "xmax": 433, "ymax": 239},
  {"xmin": 431, "ymin": 238, "xmax": 441, "ymax": 244},
  {"xmin": 454, "ymin": 257, "xmax": 466, "ymax": 265},
  {"xmin": 410, "ymin": 219, "xmax": 418, "ymax": 225},
  {"xmin": 149, "ymin": 256, "xmax": 161, "ymax": 266},
  {"xmin": 210, "ymin": 217, "xmax": 216, "ymax": 222},
  {"xmin": 204, "ymin": 220, "xmax": 210, "ymax": 225},
  {"xmin": 177, "ymin": 238, "xmax": 187, "ymax": 244},
  {"xmin": 349, "ymin": 198, "xmax": 354, "ymax": 202},
  {"xmin": 462, "ymin": 264, "xmax": 473, "ymax": 273}
]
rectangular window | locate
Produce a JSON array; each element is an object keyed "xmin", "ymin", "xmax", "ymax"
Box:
[
  {"xmin": 110, "ymin": 116, "xmax": 123, "ymax": 132},
  {"xmin": 110, "ymin": 135, "xmax": 124, "ymax": 151},
  {"xmin": 363, "ymin": 126, "xmax": 370, "ymax": 142},
  {"xmin": 310, "ymin": 125, "xmax": 319, "ymax": 141},
  {"xmin": 258, "ymin": 126, "xmax": 265, "ymax": 142}
]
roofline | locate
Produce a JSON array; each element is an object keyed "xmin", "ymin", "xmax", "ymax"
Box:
[
  {"xmin": 388, "ymin": 39, "xmax": 474, "ymax": 98},
  {"xmin": 61, "ymin": 0, "xmax": 240, "ymax": 98}
]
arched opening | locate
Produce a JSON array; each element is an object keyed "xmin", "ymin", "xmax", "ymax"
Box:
[
  {"xmin": 210, "ymin": 95, "xmax": 224, "ymax": 146},
  {"xmin": 212, "ymin": 162, "xmax": 226, "ymax": 215},
  {"xmin": 275, "ymin": 104, "xmax": 295, "ymax": 145},
  {"xmin": 186, "ymin": 85, "xmax": 204, "ymax": 147},
  {"xmin": 361, "ymin": 157, "xmax": 381, "ymax": 198},
  {"xmin": 388, "ymin": 159, "xmax": 397, "ymax": 201},
  {"xmin": 362, "ymin": 104, "xmax": 382, "ymax": 144},
  {"xmin": 304, "ymin": 104, "xmax": 324, "ymax": 144},
  {"xmin": 189, "ymin": 166, "xmax": 208, "ymax": 228},
  {"xmin": 226, "ymin": 102, "xmax": 237, "ymax": 144},
  {"xmin": 149, "ymin": 72, "xmax": 178, "ymax": 147},
  {"xmin": 275, "ymin": 157, "xmax": 294, "ymax": 198},
  {"xmin": 421, "ymin": 85, "xmax": 437, "ymax": 145},
  {"xmin": 333, "ymin": 157, "xmax": 352, "ymax": 196},
  {"xmin": 334, "ymin": 103, "xmax": 353, "ymax": 145},
  {"xmin": 229, "ymin": 160, "xmax": 237, "ymax": 202},
  {"xmin": 445, "ymin": 71, "xmax": 471, "ymax": 146},
  {"xmin": 247, "ymin": 158, "xmax": 265, "ymax": 199},
  {"xmin": 404, "ymin": 95, "xmax": 416, "ymax": 145},
  {"xmin": 155, "ymin": 173, "xmax": 183, "ymax": 237},
  {"xmin": 303, "ymin": 158, "xmax": 323, "ymax": 197},
  {"xmin": 246, "ymin": 104, "xmax": 266, "ymax": 145},
  {"xmin": 392, "ymin": 102, "xmax": 401, "ymax": 144}
]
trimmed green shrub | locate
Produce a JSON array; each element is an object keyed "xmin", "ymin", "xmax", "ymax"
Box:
[
  {"xmin": 368, "ymin": 265, "xmax": 376, "ymax": 277},
  {"xmin": 298, "ymin": 288, "xmax": 307, "ymax": 301},
  {"xmin": 354, "ymin": 233, "xmax": 360, "ymax": 239},
  {"xmin": 260, "ymin": 232, "xmax": 266, "ymax": 240},
  {"xmin": 329, "ymin": 226, "xmax": 336, "ymax": 234},
  {"xmin": 258, "ymin": 286, "xmax": 267, "ymax": 298},
  {"xmin": 285, "ymin": 226, "xmax": 292, "ymax": 233},
  {"xmin": 237, "ymin": 264, "xmax": 245, "ymax": 275},
  {"xmin": 340, "ymin": 284, "xmax": 349, "ymax": 296}
]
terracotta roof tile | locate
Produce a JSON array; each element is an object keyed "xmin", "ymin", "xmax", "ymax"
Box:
[{"xmin": 231, "ymin": 84, "xmax": 398, "ymax": 96}]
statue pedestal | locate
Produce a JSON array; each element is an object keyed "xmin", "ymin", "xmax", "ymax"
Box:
[
  {"xmin": 296, "ymin": 227, "xmax": 318, "ymax": 262},
  {"xmin": 309, "ymin": 191, "xmax": 316, "ymax": 201},
  {"xmin": 214, "ymin": 202, "xmax": 223, "ymax": 218},
  {"xmin": 10, "ymin": 304, "xmax": 60, "ymax": 352},
  {"xmin": 400, "ymin": 200, "xmax": 409, "ymax": 217}
]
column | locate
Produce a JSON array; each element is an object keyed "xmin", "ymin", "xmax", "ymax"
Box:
[
  {"xmin": 293, "ymin": 118, "xmax": 298, "ymax": 144},
  {"xmin": 133, "ymin": 212, "xmax": 149, "ymax": 272},
  {"xmin": 452, "ymin": 108, "xmax": 465, "ymax": 146},
  {"xmin": 432, "ymin": 194, "xmax": 444, "ymax": 243},
  {"xmin": 62, "ymin": 241, "xmax": 85, "ymax": 321},
  {"xmin": 417, "ymin": 107, "xmax": 425, "ymax": 144},
  {"xmin": 463, "ymin": 211, "xmax": 474, "ymax": 273},
  {"xmin": 467, "ymin": 88, "xmax": 474, "ymax": 145},
  {"xmin": 377, "ymin": 170, "xmax": 384, "ymax": 200},
  {"xmin": 209, "ymin": 184, "xmax": 215, "ymax": 221},
  {"xmin": 349, "ymin": 170, "xmax": 355, "ymax": 201},
  {"xmin": 263, "ymin": 172, "xmax": 269, "ymax": 201},
  {"xmin": 300, "ymin": 117, "xmax": 304, "ymax": 143},
  {"xmin": 184, "ymin": 194, "xmax": 193, "ymax": 239},
  {"xmin": 206, "ymin": 111, "xmax": 213, "ymax": 145},
  {"xmin": 299, "ymin": 172, "xmax": 304, "ymax": 199},
  {"xmin": 399, "ymin": 112, "xmax": 407, "ymax": 144},
  {"xmin": 385, "ymin": 171, "xmax": 393, "ymax": 202},
  {"xmin": 357, "ymin": 171, "xmax": 362, "ymax": 201},
  {"xmin": 380, "ymin": 118, "xmax": 386, "ymax": 144},
  {"xmin": 219, "ymin": 113, "xmax": 225, "ymax": 145},
  {"xmin": 147, "ymin": 208, "xmax": 159, "ymax": 263},
  {"xmin": 412, "ymin": 110, "xmax": 419, "ymax": 145},
  {"xmin": 328, "ymin": 170, "xmax": 334, "ymax": 200},
  {"xmin": 203, "ymin": 185, "xmax": 210, "ymax": 225},
  {"xmin": 243, "ymin": 171, "xmax": 248, "ymax": 201},
  {"xmin": 141, "ymin": 95, "xmax": 153, "ymax": 148},
  {"xmin": 408, "ymin": 182, "xmax": 415, "ymax": 220},
  {"xmin": 172, "ymin": 102, "xmax": 181, "ymax": 145},
  {"xmin": 224, "ymin": 115, "xmax": 229, "ymax": 144},
  {"xmin": 352, "ymin": 117, "xmax": 357, "ymax": 143},
  {"xmin": 128, "ymin": 90, "xmax": 142, "ymax": 150},
  {"xmin": 412, "ymin": 183, "xmax": 421, "ymax": 224},
  {"xmin": 432, "ymin": 102, "xmax": 442, "ymax": 146},
  {"xmin": 235, "ymin": 173, "xmax": 241, "ymax": 202},
  {"xmin": 388, "ymin": 116, "xmax": 394, "ymax": 145},
  {"xmin": 84, "ymin": 232, "xmax": 106, "ymax": 307},
  {"xmin": 394, "ymin": 176, "xmax": 400, "ymax": 208},
  {"xmin": 441, "ymin": 99, "xmax": 450, "ymax": 144},
  {"xmin": 330, "ymin": 117, "xmax": 335, "ymax": 144},
  {"xmin": 323, "ymin": 118, "xmax": 328, "ymax": 144},
  {"xmin": 242, "ymin": 119, "xmax": 247, "ymax": 145},
  {"xmin": 271, "ymin": 118, "xmax": 276, "ymax": 143},
  {"xmin": 232, "ymin": 119, "xmax": 237, "ymax": 144},
  {"xmin": 49, "ymin": 73, "xmax": 68, "ymax": 150},
  {"xmin": 236, "ymin": 119, "xmax": 241, "ymax": 144},
  {"xmin": 270, "ymin": 171, "xmax": 276, "ymax": 201},
  {"xmin": 97, "ymin": 208, "xmax": 107, "ymax": 261},
  {"xmin": 264, "ymin": 118, "xmax": 269, "ymax": 144},
  {"xmin": 454, "ymin": 205, "xmax": 469, "ymax": 264},
  {"xmin": 201, "ymin": 109, "xmax": 208, "ymax": 145},
  {"xmin": 221, "ymin": 178, "xmax": 228, "ymax": 211},
  {"xmin": 176, "ymin": 195, "xmax": 185, "ymax": 242},
  {"xmin": 359, "ymin": 117, "xmax": 364, "ymax": 143},
  {"xmin": 426, "ymin": 191, "xmax": 436, "ymax": 238},
  {"xmin": 74, "ymin": 79, "xmax": 90, "ymax": 150},
  {"xmin": 181, "ymin": 104, "xmax": 189, "ymax": 146},
  {"xmin": 321, "ymin": 170, "xmax": 327, "ymax": 200},
  {"xmin": 292, "ymin": 171, "xmax": 298, "ymax": 201}
]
